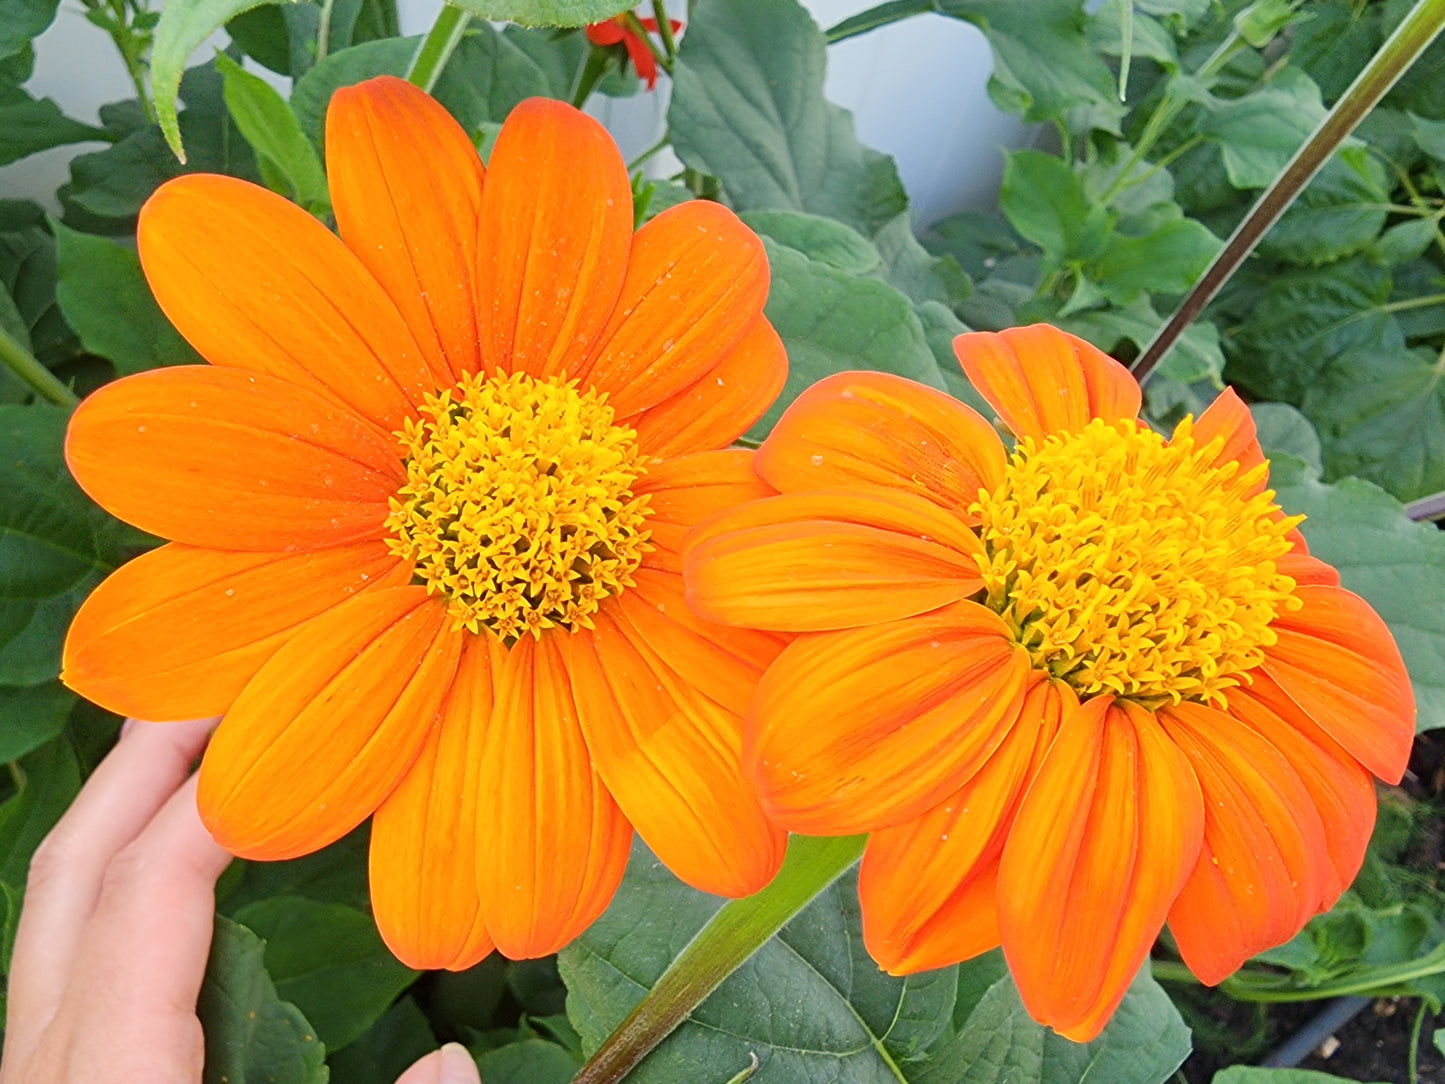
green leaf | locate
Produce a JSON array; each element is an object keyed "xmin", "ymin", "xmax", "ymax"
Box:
[
  {"xmin": 1258, "ymin": 151, "xmax": 1391, "ymax": 265},
  {"xmin": 1303, "ymin": 345, "xmax": 1445, "ymax": 501},
  {"xmin": 221, "ymin": 825, "xmax": 372, "ymax": 914},
  {"xmin": 325, "ymin": 996, "xmax": 435, "ymax": 1084},
  {"xmin": 0, "ymin": 87, "xmax": 107, "ymax": 168},
  {"xmin": 1230, "ymin": 256, "xmax": 1400, "ymax": 403},
  {"xmin": 152, "ymin": 0, "xmax": 289, "ymax": 159},
  {"xmin": 1272, "ymin": 458, "xmax": 1445, "ymax": 731},
  {"xmin": 233, "ymin": 897, "xmax": 419, "ymax": 1051},
  {"xmin": 0, "ymin": 735, "xmax": 80, "ymax": 886},
  {"xmin": 1251, "ymin": 402, "xmax": 1323, "ymax": 474},
  {"xmin": 199, "ymin": 915, "xmax": 330, "ymax": 1084},
  {"xmin": 911, "ymin": 968, "xmax": 1190, "ymax": 1084},
  {"xmin": 668, "ymin": 0, "xmax": 908, "ymax": 236},
  {"xmin": 1369, "ymin": 217, "xmax": 1438, "ymax": 266},
  {"xmin": 999, "ymin": 150, "xmax": 1109, "ymax": 267},
  {"xmin": 52, "ymin": 221, "xmax": 203, "ymax": 375},
  {"xmin": 561, "ymin": 843, "xmax": 957, "ymax": 1081},
  {"xmin": 214, "ymin": 52, "xmax": 330, "ymax": 215},
  {"xmin": 0, "ymin": 682, "xmax": 73, "ymax": 762},
  {"xmin": 740, "ymin": 211, "xmax": 881, "ymax": 276},
  {"xmin": 445, "ymin": 0, "xmax": 629, "ymax": 26},
  {"xmin": 0, "ymin": 0, "xmax": 60, "ymax": 63},
  {"xmin": 1060, "ymin": 295, "xmax": 1223, "ymax": 386},
  {"xmin": 474, "ymin": 1038, "xmax": 580, "ymax": 1083},
  {"xmin": 750, "ymin": 239, "xmax": 945, "ymax": 440},
  {"xmin": 936, "ymin": 0, "xmax": 1125, "ymax": 132},
  {"xmin": 0, "ymin": 404, "xmax": 144, "ymax": 685},
  {"xmin": 1213, "ymin": 1070, "xmax": 1390, "ymax": 1084},
  {"xmin": 431, "ymin": 23, "xmax": 559, "ymax": 131},
  {"xmin": 1205, "ymin": 69, "xmax": 1329, "ymax": 189},
  {"xmin": 1089, "ymin": 213, "xmax": 1219, "ymax": 304}
]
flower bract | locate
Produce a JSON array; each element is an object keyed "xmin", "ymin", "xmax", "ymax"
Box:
[
  {"xmin": 61, "ymin": 76, "xmax": 791, "ymax": 969},
  {"xmin": 683, "ymin": 323, "xmax": 1417, "ymax": 1041}
]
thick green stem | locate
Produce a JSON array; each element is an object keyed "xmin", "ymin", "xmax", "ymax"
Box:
[
  {"xmin": 0, "ymin": 327, "xmax": 78, "ymax": 408},
  {"xmin": 316, "ymin": 0, "xmax": 337, "ymax": 62},
  {"xmin": 1132, "ymin": 0, "xmax": 1445, "ymax": 383},
  {"xmin": 573, "ymin": 835, "xmax": 867, "ymax": 1084},
  {"xmin": 650, "ymin": 0, "xmax": 678, "ymax": 59},
  {"xmin": 405, "ymin": 4, "xmax": 470, "ymax": 93},
  {"xmin": 1153, "ymin": 938, "xmax": 1445, "ymax": 1003}
]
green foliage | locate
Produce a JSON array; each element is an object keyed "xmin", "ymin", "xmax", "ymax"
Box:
[
  {"xmin": 445, "ymin": 0, "xmax": 629, "ymax": 27},
  {"xmin": 1213, "ymin": 1070, "xmax": 1389, "ymax": 1084},
  {"xmin": 214, "ymin": 53, "xmax": 330, "ymax": 215}
]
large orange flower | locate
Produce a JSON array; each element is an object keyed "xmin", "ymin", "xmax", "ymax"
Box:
[
  {"xmin": 684, "ymin": 323, "xmax": 1416, "ymax": 1041},
  {"xmin": 61, "ymin": 76, "xmax": 790, "ymax": 969}
]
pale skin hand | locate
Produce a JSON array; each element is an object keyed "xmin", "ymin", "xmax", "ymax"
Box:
[{"xmin": 0, "ymin": 719, "xmax": 480, "ymax": 1084}]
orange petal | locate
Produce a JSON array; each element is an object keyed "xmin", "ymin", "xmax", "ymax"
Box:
[
  {"xmin": 636, "ymin": 448, "xmax": 773, "ymax": 573},
  {"xmin": 328, "ymin": 75, "xmax": 485, "ymax": 386},
  {"xmin": 998, "ymin": 699, "xmax": 1203, "ymax": 1041},
  {"xmin": 581, "ymin": 201, "xmax": 770, "ymax": 417},
  {"xmin": 475, "ymin": 635, "xmax": 632, "ymax": 958},
  {"xmin": 629, "ymin": 317, "xmax": 788, "ymax": 458},
  {"xmin": 567, "ymin": 599, "xmax": 787, "ymax": 898},
  {"xmin": 198, "ymin": 587, "xmax": 460, "ymax": 860},
  {"xmin": 683, "ymin": 487, "xmax": 982, "ymax": 631},
  {"xmin": 954, "ymin": 324, "xmax": 1140, "ymax": 442},
  {"xmin": 1160, "ymin": 700, "xmax": 1332, "ymax": 986},
  {"xmin": 1192, "ymin": 387, "xmax": 1265, "ymax": 484},
  {"xmin": 755, "ymin": 371, "xmax": 1006, "ymax": 514},
  {"xmin": 474, "ymin": 98, "xmax": 631, "ymax": 380},
  {"xmin": 138, "ymin": 174, "xmax": 430, "ymax": 430},
  {"xmin": 747, "ymin": 601, "xmax": 1030, "ymax": 835},
  {"xmin": 861, "ymin": 679, "xmax": 1064, "ymax": 974},
  {"xmin": 1279, "ymin": 552, "xmax": 1340, "ymax": 588},
  {"xmin": 66, "ymin": 366, "xmax": 402, "ymax": 550},
  {"xmin": 1262, "ymin": 584, "xmax": 1416, "ymax": 783},
  {"xmin": 371, "ymin": 637, "xmax": 501, "ymax": 971},
  {"xmin": 62, "ymin": 541, "xmax": 409, "ymax": 721},
  {"xmin": 1227, "ymin": 673, "xmax": 1377, "ymax": 903}
]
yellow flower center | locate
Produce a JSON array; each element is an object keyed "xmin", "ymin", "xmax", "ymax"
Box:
[
  {"xmin": 385, "ymin": 371, "xmax": 652, "ymax": 641},
  {"xmin": 972, "ymin": 416, "xmax": 1302, "ymax": 707}
]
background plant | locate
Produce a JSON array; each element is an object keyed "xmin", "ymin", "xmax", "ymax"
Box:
[{"xmin": 2, "ymin": 0, "xmax": 1445, "ymax": 1082}]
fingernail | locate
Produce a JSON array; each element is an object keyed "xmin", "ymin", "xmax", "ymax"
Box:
[{"xmin": 438, "ymin": 1043, "xmax": 479, "ymax": 1084}]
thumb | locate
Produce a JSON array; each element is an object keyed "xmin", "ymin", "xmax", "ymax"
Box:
[{"xmin": 394, "ymin": 1043, "xmax": 481, "ymax": 1084}]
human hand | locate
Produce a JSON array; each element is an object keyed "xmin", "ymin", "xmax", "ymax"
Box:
[{"xmin": 0, "ymin": 719, "xmax": 480, "ymax": 1084}]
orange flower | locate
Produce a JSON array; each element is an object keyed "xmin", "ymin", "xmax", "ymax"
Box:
[
  {"xmin": 585, "ymin": 14, "xmax": 682, "ymax": 89},
  {"xmin": 61, "ymin": 76, "xmax": 790, "ymax": 969},
  {"xmin": 684, "ymin": 324, "xmax": 1416, "ymax": 1041}
]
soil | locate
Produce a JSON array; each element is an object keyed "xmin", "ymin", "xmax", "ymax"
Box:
[{"xmin": 1292, "ymin": 999, "xmax": 1444, "ymax": 1083}]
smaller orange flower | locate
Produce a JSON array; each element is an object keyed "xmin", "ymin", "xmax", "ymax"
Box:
[
  {"xmin": 684, "ymin": 323, "xmax": 1416, "ymax": 1041},
  {"xmin": 586, "ymin": 13, "xmax": 682, "ymax": 89}
]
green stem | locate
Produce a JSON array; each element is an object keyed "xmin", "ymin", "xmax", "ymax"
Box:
[
  {"xmin": 651, "ymin": 0, "xmax": 678, "ymax": 59},
  {"xmin": 0, "ymin": 326, "xmax": 78, "ymax": 408},
  {"xmin": 621, "ymin": 10, "xmax": 672, "ymax": 75},
  {"xmin": 316, "ymin": 0, "xmax": 337, "ymax": 62},
  {"xmin": 1155, "ymin": 938, "xmax": 1445, "ymax": 1002},
  {"xmin": 571, "ymin": 45, "xmax": 611, "ymax": 108},
  {"xmin": 405, "ymin": 4, "xmax": 469, "ymax": 93},
  {"xmin": 1132, "ymin": 0, "xmax": 1445, "ymax": 383},
  {"xmin": 572, "ymin": 835, "xmax": 867, "ymax": 1084},
  {"xmin": 1410, "ymin": 1000, "xmax": 1427, "ymax": 1084}
]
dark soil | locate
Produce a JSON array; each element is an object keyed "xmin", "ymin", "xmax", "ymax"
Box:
[{"xmin": 1293, "ymin": 999, "xmax": 1444, "ymax": 1083}]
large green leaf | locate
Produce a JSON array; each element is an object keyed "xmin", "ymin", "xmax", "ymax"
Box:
[
  {"xmin": 474, "ymin": 1038, "xmax": 580, "ymax": 1083},
  {"xmin": 0, "ymin": 682, "xmax": 73, "ymax": 761},
  {"xmin": 214, "ymin": 52, "xmax": 330, "ymax": 215},
  {"xmin": 1303, "ymin": 345, "xmax": 1445, "ymax": 501},
  {"xmin": 741, "ymin": 211, "xmax": 882, "ymax": 276},
  {"xmin": 152, "ymin": 0, "xmax": 288, "ymax": 159},
  {"xmin": 0, "ymin": 404, "xmax": 146, "ymax": 685},
  {"xmin": 290, "ymin": 38, "xmax": 415, "ymax": 143},
  {"xmin": 1204, "ymin": 69, "xmax": 1329, "ymax": 189},
  {"xmin": 1089, "ymin": 213, "xmax": 1219, "ymax": 304},
  {"xmin": 999, "ymin": 150, "xmax": 1109, "ymax": 268},
  {"xmin": 233, "ymin": 897, "xmax": 419, "ymax": 1052},
  {"xmin": 0, "ymin": 87, "xmax": 107, "ymax": 168},
  {"xmin": 561, "ymin": 844, "xmax": 958, "ymax": 1082},
  {"xmin": 1272, "ymin": 456, "xmax": 1445, "ymax": 732},
  {"xmin": 325, "ymin": 996, "xmax": 435, "ymax": 1084},
  {"xmin": 220, "ymin": 825, "xmax": 372, "ymax": 914},
  {"xmin": 199, "ymin": 916, "xmax": 330, "ymax": 1084},
  {"xmin": 0, "ymin": 203, "xmax": 77, "ymax": 370},
  {"xmin": 53, "ymin": 222, "xmax": 203, "ymax": 375},
  {"xmin": 1257, "ymin": 151, "xmax": 1390, "ymax": 266},
  {"xmin": 1213, "ymin": 1070, "xmax": 1389, "ymax": 1084},
  {"xmin": 910, "ymin": 969, "xmax": 1190, "ymax": 1084},
  {"xmin": 0, "ymin": 0, "xmax": 59, "ymax": 63},
  {"xmin": 668, "ymin": 0, "xmax": 908, "ymax": 236},
  {"xmin": 750, "ymin": 239, "xmax": 945, "ymax": 439},
  {"xmin": 446, "ymin": 0, "xmax": 628, "ymax": 26}
]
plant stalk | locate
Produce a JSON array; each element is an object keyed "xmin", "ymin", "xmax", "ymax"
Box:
[
  {"xmin": 572, "ymin": 835, "xmax": 867, "ymax": 1084},
  {"xmin": 0, "ymin": 327, "xmax": 78, "ymax": 408},
  {"xmin": 405, "ymin": 4, "xmax": 470, "ymax": 93},
  {"xmin": 651, "ymin": 0, "xmax": 678, "ymax": 59},
  {"xmin": 1132, "ymin": 0, "xmax": 1445, "ymax": 384}
]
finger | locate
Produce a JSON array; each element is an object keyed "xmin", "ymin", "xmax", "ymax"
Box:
[
  {"xmin": 7, "ymin": 718, "xmax": 217, "ymax": 1054},
  {"xmin": 393, "ymin": 1044, "xmax": 482, "ymax": 1084}
]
